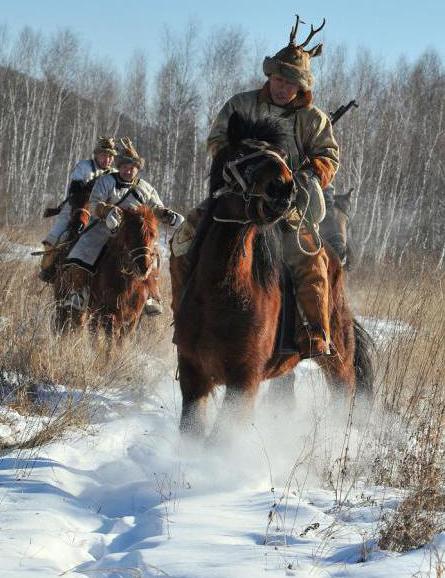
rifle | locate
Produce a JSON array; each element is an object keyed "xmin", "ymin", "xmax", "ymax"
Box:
[{"xmin": 329, "ymin": 99, "xmax": 358, "ymax": 125}]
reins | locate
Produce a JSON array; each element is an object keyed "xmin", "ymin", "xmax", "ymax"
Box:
[{"xmin": 212, "ymin": 139, "xmax": 322, "ymax": 256}]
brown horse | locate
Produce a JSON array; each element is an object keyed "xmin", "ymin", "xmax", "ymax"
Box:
[
  {"xmin": 55, "ymin": 205, "xmax": 160, "ymax": 340},
  {"xmin": 170, "ymin": 112, "xmax": 374, "ymax": 436}
]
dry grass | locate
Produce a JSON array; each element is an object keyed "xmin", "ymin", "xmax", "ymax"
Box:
[
  {"xmin": 346, "ymin": 261, "xmax": 445, "ymax": 552},
  {"xmin": 0, "ymin": 226, "xmax": 174, "ymax": 450}
]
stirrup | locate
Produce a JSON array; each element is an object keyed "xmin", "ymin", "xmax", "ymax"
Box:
[
  {"xmin": 63, "ymin": 287, "xmax": 90, "ymax": 311},
  {"xmin": 145, "ymin": 297, "xmax": 163, "ymax": 316},
  {"xmin": 297, "ymin": 325, "xmax": 331, "ymax": 360}
]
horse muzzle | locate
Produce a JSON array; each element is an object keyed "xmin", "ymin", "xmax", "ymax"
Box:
[
  {"xmin": 250, "ymin": 196, "xmax": 291, "ymax": 225},
  {"xmin": 132, "ymin": 250, "xmax": 159, "ymax": 279}
]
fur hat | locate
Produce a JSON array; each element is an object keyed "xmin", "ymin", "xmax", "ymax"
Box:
[
  {"xmin": 116, "ymin": 137, "xmax": 145, "ymax": 169},
  {"xmin": 263, "ymin": 16, "xmax": 325, "ymax": 90},
  {"xmin": 93, "ymin": 136, "xmax": 117, "ymax": 156}
]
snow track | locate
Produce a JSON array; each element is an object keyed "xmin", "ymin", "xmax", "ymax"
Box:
[{"xmin": 1, "ymin": 349, "xmax": 443, "ymax": 577}]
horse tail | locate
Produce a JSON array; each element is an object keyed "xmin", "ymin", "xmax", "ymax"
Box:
[{"xmin": 353, "ymin": 318, "xmax": 375, "ymax": 397}]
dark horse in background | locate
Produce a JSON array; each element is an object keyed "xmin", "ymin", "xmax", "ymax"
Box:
[
  {"xmin": 170, "ymin": 112, "xmax": 373, "ymax": 437},
  {"xmin": 320, "ymin": 187, "xmax": 356, "ymax": 270},
  {"xmin": 54, "ymin": 201, "xmax": 160, "ymax": 341}
]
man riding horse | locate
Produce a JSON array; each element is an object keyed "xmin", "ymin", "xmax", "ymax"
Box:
[
  {"xmin": 40, "ymin": 136, "xmax": 118, "ymax": 281},
  {"xmin": 63, "ymin": 138, "xmax": 181, "ymax": 315},
  {"xmin": 173, "ymin": 16, "xmax": 338, "ymax": 359}
]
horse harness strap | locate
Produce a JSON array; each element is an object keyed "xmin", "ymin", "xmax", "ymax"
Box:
[
  {"xmin": 211, "ymin": 140, "xmax": 293, "ymax": 225},
  {"xmin": 212, "ymin": 138, "xmax": 322, "ymax": 256},
  {"xmin": 222, "ymin": 140, "xmax": 290, "ymax": 199}
]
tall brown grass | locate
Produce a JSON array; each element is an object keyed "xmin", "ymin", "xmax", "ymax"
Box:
[{"xmin": 348, "ymin": 261, "xmax": 445, "ymax": 552}]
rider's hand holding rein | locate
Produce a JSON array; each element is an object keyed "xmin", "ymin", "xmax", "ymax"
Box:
[
  {"xmin": 95, "ymin": 202, "xmax": 123, "ymax": 233},
  {"xmin": 292, "ymin": 168, "xmax": 326, "ymax": 225},
  {"xmin": 158, "ymin": 208, "xmax": 185, "ymax": 228}
]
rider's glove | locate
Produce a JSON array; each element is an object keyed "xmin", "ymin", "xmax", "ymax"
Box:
[
  {"xmin": 105, "ymin": 206, "xmax": 123, "ymax": 233},
  {"xmin": 96, "ymin": 202, "xmax": 115, "ymax": 219},
  {"xmin": 162, "ymin": 209, "xmax": 185, "ymax": 227}
]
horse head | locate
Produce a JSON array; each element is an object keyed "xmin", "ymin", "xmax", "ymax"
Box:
[
  {"xmin": 320, "ymin": 188, "xmax": 353, "ymax": 267},
  {"xmin": 116, "ymin": 206, "xmax": 159, "ymax": 279},
  {"xmin": 67, "ymin": 180, "xmax": 93, "ymax": 239},
  {"xmin": 210, "ymin": 112, "xmax": 295, "ymax": 226}
]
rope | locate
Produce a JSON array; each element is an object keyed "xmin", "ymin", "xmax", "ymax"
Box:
[
  {"xmin": 214, "ymin": 141, "xmax": 322, "ymax": 257},
  {"xmin": 293, "ymin": 185, "xmax": 323, "ymax": 257},
  {"xmin": 213, "ymin": 215, "xmax": 251, "ymax": 224}
]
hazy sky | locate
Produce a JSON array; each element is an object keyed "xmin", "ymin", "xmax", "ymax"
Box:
[{"xmin": 1, "ymin": 0, "xmax": 444, "ymax": 73}]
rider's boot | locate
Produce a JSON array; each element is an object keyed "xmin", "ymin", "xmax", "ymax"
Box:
[
  {"xmin": 143, "ymin": 247, "xmax": 163, "ymax": 316},
  {"xmin": 39, "ymin": 242, "xmax": 57, "ymax": 283},
  {"xmin": 62, "ymin": 265, "xmax": 91, "ymax": 311},
  {"xmin": 145, "ymin": 297, "xmax": 163, "ymax": 315},
  {"xmin": 282, "ymin": 224, "xmax": 331, "ymax": 360}
]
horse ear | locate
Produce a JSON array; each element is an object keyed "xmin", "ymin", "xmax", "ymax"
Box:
[
  {"xmin": 227, "ymin": 111, "xmax": 247, "ymax": 147},
  {"xmin": 334, "ymin": 188, "xmax": 354, "ymax": 215}
]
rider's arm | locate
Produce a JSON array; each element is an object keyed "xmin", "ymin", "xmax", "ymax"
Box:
[
  {"xmin": 207, "ymin": 93, "xmax": 250, "ymax": 158},
  {"xmin": 89, "ymin": 175, "xmax": 113, "ymax": 219},
  {"xmin": 138, "ymin": 181, "xmax": 164, "ymax": 211},
  {"xmin": 299, "ymin": 107, "xmax": 339, "ymax": 189}
]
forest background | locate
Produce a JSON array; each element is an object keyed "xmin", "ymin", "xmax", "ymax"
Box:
[{"xmin": 0, "ymin": 22, "xmax": 443, "ymax": 268}]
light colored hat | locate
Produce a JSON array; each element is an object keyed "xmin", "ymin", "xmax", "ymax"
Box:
[
  {"xmin": 93, "ymin": 136, "xmax": 117, "ymax": 156},
  {"xmin": 263, "ymin": 16, "xmax": 326, "ymax": 90},
  {"xmin": 116, "ymin": 137, "xmax": 145, "ymax": 169}
]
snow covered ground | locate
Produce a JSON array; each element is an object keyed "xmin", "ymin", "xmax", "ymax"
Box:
[
  {"xmin": 0, "ymin": 234, "xmax": 40, "ymax": 263},
  {"xmin": 1, "ymin": 333, "xmax": 443, "ymax": 578}
]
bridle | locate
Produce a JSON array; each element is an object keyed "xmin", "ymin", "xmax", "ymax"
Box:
[
  {"xmin": 212, "ymin": 139, "xmax": 295, "ymax": 225},
  {"xmin": 121, "ymin": 245, "xmax": 159, "ymax": 279}
]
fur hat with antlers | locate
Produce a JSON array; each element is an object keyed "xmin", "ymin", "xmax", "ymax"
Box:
[
  {"xmin": 94, "ymin": 136, "xmax": 118, "ymax": 156},
  {"xmin": 263, "ymin": 15, "xmax": 326, "ymax": 90},
  {"xmin": 116, "ymin": 137, "xmax": 145, "ymax": 169}
]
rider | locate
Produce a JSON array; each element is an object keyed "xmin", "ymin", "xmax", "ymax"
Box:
[
  {"xmin": 40, "ymin": 136, "xmax": 118, "ymax": 281},
  {"xmin": 173, "ymin": 16, "xmax": 339, "ymax": 358},
  {"xmin": 63, "ymin": 138, "xmax": 180, "ymax": 315}
]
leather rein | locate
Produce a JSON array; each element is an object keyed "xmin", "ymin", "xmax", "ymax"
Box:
[{"xmin": 211, "ymin": 139, "xmax": 294, "ymax": 225}]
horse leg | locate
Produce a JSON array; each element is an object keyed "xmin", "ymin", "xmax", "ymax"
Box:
[
  {"xmin": 316, "ymin": 346, "xmax": 356, "ymax": 401},
  {"xmin": 212, "ymin": 379, "xmax": 261, "ymax": 441},
  {"xmin": 266, "ymin": 370, "xmax": 296, "ymax": 408},
  {"xmin": 178, "ymin": 355, "xmax": 211, "ymax": 437}
]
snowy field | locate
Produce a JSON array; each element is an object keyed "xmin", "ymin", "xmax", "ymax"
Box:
[
  {"xmin": 0, "ymin": 236, "xmax": 443, "ymax": 576},
  {"xmin": 1, "ymin": 339, "xmax": 444, "ymax": 578}
]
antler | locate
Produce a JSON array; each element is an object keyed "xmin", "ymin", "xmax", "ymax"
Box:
[
  {"xmin": 289, "ymin": 14, "xmax": 302, "ymax": 45},
  {"xmin": 299, "ymin": 18, "xmax": 326, "ymax": 48},
  {"xmin": 120, "ymin": 137, "xmax": 137, "ymax": 156}
]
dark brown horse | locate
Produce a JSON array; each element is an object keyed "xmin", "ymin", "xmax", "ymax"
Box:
[
  {"xmin": 319, "ymin": 188, "xmax": 356, "ymax": 270},
  {"xmin": 170, "ymin": 113, "xmax": 373, "ymax": 436},
  {"xmin": 55, "ymin": 205, "xmax": 160, "ymax": 340}
]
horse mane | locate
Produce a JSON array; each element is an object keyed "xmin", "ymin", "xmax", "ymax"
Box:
[
  {"xmin": 253, "ymin": 227, "xmax": 282, "ymax": 290},
  {"xmin": 208, "ymin": 112, "xmax": 288, "ymax": 291},
  {"xmin": 69, "ymin": 180, "xmax": 93, "ymax": 210},
  {"xmin": 121, "ymin": 205, "xmax": 158, "ymax": 239},
  {"xmin": 210, "ymin": 112, "xmax": 288, "ymax": 194}
]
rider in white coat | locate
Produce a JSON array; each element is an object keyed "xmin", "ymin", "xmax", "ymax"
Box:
[
  {"xmin": 40, "ymin": 137, "xmax": 117, "ymax": 281},
  {"xmin": 64, "ymin": 138, "xmax": 182, "ymax": 315}
]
